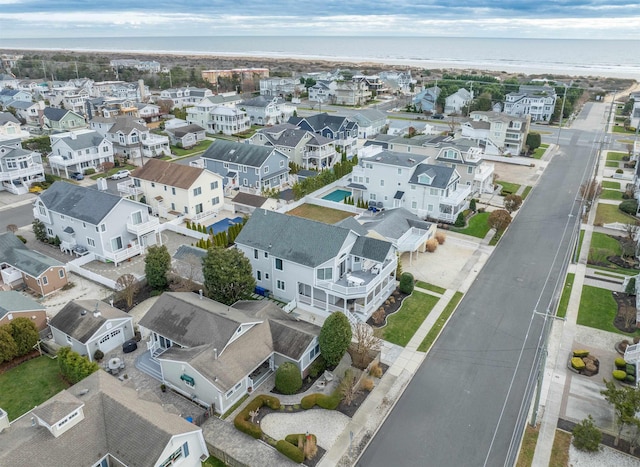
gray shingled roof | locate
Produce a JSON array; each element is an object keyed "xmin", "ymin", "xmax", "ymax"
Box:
[
  {"xmin": 38, "ymin": 181, "xmax": 122, "ymax": 225},
  {"xmin": 0, "ymin": 146, "xmax": 31, "ymax": 160},
  {"xmin": 361, "ymin": 208, "xmax": 433, "ymax": 241},
  {"xmin": 231, "ymin": 192, "xmax": 267, "ymax": 208},
  {"xmin": 0, "ymin": 111, "xmax": 20, "ymax": 125},
  {"xmin": 363, "ymin": 150, "xmax": 426, "ymax": 168},
  {"xmin": 108, "ymin": 116, "xmax": 147, "ymax": 134},
  {"xmin": 43, "ymin": 107, "xmax": 70, "ymax": 122},
  {"xmin": 351, "ymin": 236, "xmax": 393, "ymax": 263},
  {"xmin": 173, "ymin": 244, "xmax": 207, "ymax": 262},
  {"xmin": 240, "ymin": 95, "xmax": 284, "ymax": 108},
  {"xmin": 0, "ymin": 232, "xmax": 64, "ymax": 278},
  {"xmin": 167, "ymin": 124, "xmax": 205, "ymax": 138},
  {"xmin": 235, "ymin": 209, "xmax": 351, "ymax": 268},
  {"xmin": 0, "ymin": 291, "xmax": 44, "ymax": 319},
  {"xmin": 138, "ymin": 292, "xmax": 256, "ymax": 349},
  {"xmin": 334, "ymin": 216, "xmax": 369, "ymax": 237},
  {"xmin": 33, "ymin": 390, "xmax": 84, "ymax": 425},
  {"xmin": 54, "ymin": 130, "xmax": 105, "ymax": 150},
  {"xmin": 288, "ymin": 112, "xmax": 357, "ymax": 134},
  {"xmin": 410, "ymin": 164, "xmax": 458, "ymax": 189},
  {"xmin": 4, "ymin": 100, "xmax": 33, "ymax": 110},
  {"xmin": 201, "ymin": 139, "xmax": 279, "ymax": 168},
  {"xmin": 50, "ymin": 300, "xmax": 131, "ymax": 343}
]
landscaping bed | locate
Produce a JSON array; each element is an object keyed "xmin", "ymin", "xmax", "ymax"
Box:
[
  {"xmin": 366, "ymin": 288, "xmax": 410, "ymax": 328},
  {"xmin": 612, "ymin": 291, "xmax": 639, "ymax": 334}
]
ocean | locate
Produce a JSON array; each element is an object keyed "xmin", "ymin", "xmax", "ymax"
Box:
[{"xmin": 1, "ymin": 36, "xmax": 639, "ymax": 79}]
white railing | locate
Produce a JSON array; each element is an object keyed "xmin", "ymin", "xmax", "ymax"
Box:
[
  {"xmin": 440, "ymin": 185, "xmax": 471, "ymax": 206},
  {"xmin": 49, "ymin": 152, "xmax": 105, "ymax": 167},
  {"xmin": 108, "ymin": 244, "xmax": 144, "ymax": 265},
  {"xmin": 117, "ymin": 181, "xmax": 144, "ymax": 196},
  {"xmin": 192, "ymin": 209, "xmax": 219, "ymax": 222},
  {"xmin": 2, "ymin": 182, "xmax": 28, "ymax": 195},
  {"xmin": 625, "ymin": 344, "xmax": 640, "ymax": 363},
  {"xmin": 0, "ymin": 164, "xmax": 44, "ymax": 181},
  {"xmin": 126, "ymin": 218, "xmax": 159, "ymax": 235},
  {"xmin": 316, "ymin": 259, "xmax": 396, "ymax": 297}
]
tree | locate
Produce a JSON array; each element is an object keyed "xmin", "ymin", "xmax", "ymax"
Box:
[
  {"xmin": 6, "ymin": 224, "xmax": 17, "ymax": 233},
  {"xmin": 0, "ymin": 324, "xmax": 18, "ymax": 363},
  {"xmin": 57, "ymin": 347, "xmax": 100, "ymax": 384},
  {"xmin": 454, "ymin": 212, "xmax": 465, "ymax": 227},
  {"xmin": 525, "ymin": 132, "xmax": 541, "ymax": 152},
  {"xmin": 503, "ymin": 194, "xmax": 523, "ymax": 213},
  {"xmin": 319, "ymin": 312, "xmax": 352, "ymax": 367},
  {"xmin": 487, "ymin": 209, "xmax": 512, "ymax": 233},
  {"xmin": 144, "ymin": 245, "xmax": 171, "ymax": 290},
  {"xmin": 201, "ymin": 247, "xmax": 255, "ymax": 305},
  {"xmin": 469, "ymin": 198, "xmax": 477, "ymax": 212},
  {"xmin": 572, "ymin": 415, "xmax": 602, "ymax": 452},
  {"xmin": 116, "ymin": 273, "xmax": 139, "ymax": 308},
  {"xmin": 600, "ymin": 379, "xmax": 639, "ymax": 446},
  {"xmin": 399, "ymin": 272, "xmax": 414, "ymax": 294},
  {"xmin": 579, "ymin": 179, "xmax": 601, "ymax": 203},
  {"xmin": 352, "ymin": 322, "xmax": 381, "ymax": 369},
  {"xmin": 275, "ymin": 362, "xmax": 302, "ymax": 395},
  {"xmin": 620, "ymin": 199, "xmax": 639, "ymax": 215},
  {"xmin": 32, "ymin": 218, "xmax": 48, "ymax": 242},
  {"xmin": 10, "ymin": 317, "xmax": 38, "ymax": 357},
  {"xmin": 340, "ymin": 369, "xmax": 360, "ymax": 406}
]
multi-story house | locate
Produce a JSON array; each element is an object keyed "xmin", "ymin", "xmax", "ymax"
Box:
[
  {"xmin": 239, "ymin": 95, "xmax": 295, "ymax": 126},
  {"xmin": 0, "ymin": 111, "xmax": 30, "ymax": 141},
  {"xmin": 353, "ymin": 75, "xmax": 387, "ymax": 97},
  {"xmin": 308, "ymin": 80, "xmax": 336, "ymax": 103},
  {"xmin": 333, "ymin": 80, "xmax": 371, "ymax": 106},
  {"xmin": 42, "ymin": 107, "xmax": 86, "ymax": 133},
  {"xmin": 125, "ymin": 158, "xmax": 224, "ymax": 221},
  {"xmin": 378, "ymin": 70, "xmax": 414, "ymax": 94},
  {"xmin": 0, "ymin": 89, "xmax": 32, "ymax": 106},
  {"xmin": 444, "ymin": 88, "xmax": 473, "ymax": 115},
  {"xmin": 259, "ymin": 77, "xmax": 304, "ymax": 97},
  {"xmin": 236, "ymin": 209, "xmax": 398, "ymax": 323},
  {"xmin": 351, "ymin": 109, "xmax": 388, "ymax": 139},
  {"xmin": 413, "ymin": 86, "xmax": 441, "ymax": 113},
  {"xmin": 33, "ymin": 181, "xmax": 160, "ymax": 266},
  {"xmin": 349, "ymin": 150, "xmax": 470, "ymax": 222},
  {"xmin": 186, "ymin": 96, "xmax": 250, "ymax": 135},
  {"xmin": 461, "ymin": 111, "xmax": 530, "ymax": 155},
  {"xmin": 504, "ymin": 85, "xmax": 557, "ymax": 122},
  {"xmin": 158, "ymin": 87, "xmax": 213, "ymax": 109},
  {"xmin": 200, "ymin": 139, "xmax": 289, "ymax": 191},
  {"xmin": 135, "ymin": 102, "xmax": 162, "ymax": 125},
  {"xmin": 0, "ymin": 142, "xmax": 44, "ymax": 194},
  {"xmin": 49, "ymin": 129, "xmax": 114, "ymax": 179},
  {"xmin": 165, "ymin": 123, "xmax": 206, "ymax": 149},
  {"xmin": 250, "ymin": 124, "xmax": 337, "ymax": 170},
  {"xmin": 90, "ymin": 116, "xmax": 170, "ymax": 161},
  {"xmin": 6, "ymin": 100, "xmax": 44, "ymax": 129},
  {"xmin": 288, "ymin": 112, "xmax": 359, "ymax": 157}
]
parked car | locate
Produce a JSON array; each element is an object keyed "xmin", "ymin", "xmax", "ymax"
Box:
[
  {"xmin": 122, "ymin": 339, "xmax": 138, "ymax": 353},
  {"xmin": 432, "ymin": 114, "xmax": 445, "ymax": 120},
  {"xmin": 70, "ymin": 172, "xmax": 84, "ymax": 180},
  {"xmin": 110, "ymin": 170, "xmax": 130, "ymax": 180}
]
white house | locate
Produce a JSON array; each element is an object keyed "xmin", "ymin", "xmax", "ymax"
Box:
[
  {"xmin": 239, "ymin": 95, "xmax": 295, "ymax": 126},
  {"xmin": 504, "ymin": 85, "xmax": 557, "ymax": 122},
  {"xmin": 444, "ymin": 88, "xmax": 473, "ymax": 115},
  {"xmin": 158, "ymin": 87, "xmax": 213, "ymax": 108},
  {"xmin": 0, "ymin": 111, "xmax": 30, "ymax": 141},
  {"xmin": 90, "ymin": 116, "xmax": 170, "ymax": 161},
  {"xmin": 235, "ymin": 209, "xmax": 398, "ymax": 322},
  {"xmin": 49, "ymin": 129, "xmax": 114, "ymax": 179},
  {"xmin": 164, "ymin": 123, "xmax": 206, "ymax": 149},
  {"xmin": 186, "ymin": 96, "xmax": 250, "ymax": 135},
  {"xmin": 351, "ymin": 109, "xmax": 388, "ymax": 139},
  {"xmin": 0, "ymin": 142, "xmax": 45, "ymax": 194},
  {"xmin": 461, "ymin": 111, "xmax": 530, "ymax": 156}
]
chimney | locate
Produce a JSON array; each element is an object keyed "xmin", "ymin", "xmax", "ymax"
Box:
[
  {"xmin": 93, "ymin": 301, "xmax": 101, "ymax": 318},
  {"xmin": 70, "ymin": 132, "xmax": 77, "ymax": 140}
]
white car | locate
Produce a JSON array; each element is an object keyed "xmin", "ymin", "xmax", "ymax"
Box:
[{"xmin": 110, "ymin": 170, "xmax": 130, "ymax": 180}]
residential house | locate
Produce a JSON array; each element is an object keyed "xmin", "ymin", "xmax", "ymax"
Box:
[
  {"xmin": 386, "ymin": 119, "xmax": 431, "ymax": 137},
  {"xmin": 0, "ymin": 73, "xmax": 20, "ymax": 89},
  {"xmin": 351, "ymin": 109, "xmax": 388, "ymax": 139},
  {"xmin": 461, "ymin": 111, "xmax": 530, "ymax": 155},
  {"xmin": 50, "ymin": 299, "xmax": 134, "ymax": 360},
  {"xmin": 0, "ymin": 291, "xmax": 47, "ymax": 330},
  {"xmin": 186, "ymin": 96, "xmax": 250, "ymax": 135},
  {"xmin": 349, "ymin": 150, "xmax": 470, "ymax": 222},
  {"xmin": 126, "ymin": 158, "xmax": 224, "ymax": 221},
  {"xmin": 288, "ymin": 112, "xmax": 359, "ymax": 157},
  {"xmin": 333, "ymin": 80, "xmax": 371, "ymax": 106},
  {"xmin": 413, "ymin": 86, "xmax": 441, "ymax": 113},
  {"xmin": 90, "ymin": 116, "xmax": 170, "ymax": 160},
  {"xmin": 0, "ymin": 143, "xmax": 45, "ymax": 194},
  {"xmin": 0, "ymin": 111, "xmax": 30, "ymax": 141},
  {"xmin": 136, "ymin": 102, "xmax": 162, "ymax": 125},
  {"xmin": 110, "ymin": 58, "xmax": 162, "ymax": 73},
  {"xmin": 33, "ymin": 182, "xmax": 160, "ymax": 265},
  {"xmin": 5, "ymin": 100, "xmax": 44, "ymax": 129},
  {"xmin": 235, "ymin": 209, "xmax": 398, "ymax": 322},
  {"xmin": 239, "ymin": 95, "xmax": 295, "ymax": 126},
  {"xmin": 158, "ymin": 87, "xmax": 213, "ymax": 109},
  {"xmin": 165, "ymin": 123, "xmax": 206, "ymax": 148},
  {"xmin": 42, "ymin": 107, "xmax": 86, "ymax": 133},
  {"xmin": 444, "ymin": 88, "xmax": 473, "ymax": 115},
  {"xmin": 260, "ymin": 77, "xmax": 304, "ymax": 97},
  {"xmin": 200, "ymin": 139, "xmax": 289, "ymax": 191},
  {"xmin": 308, "ymin": 80, "xmax": 336, "ymax": 104},
  {"xmin": 49, "ymin": 129, "xmax": 114, "ymax": 179},
  {"xmin": 250, "ymin": 123, "xmax": 338, "ymax": 170},
  {"xmin": 0, "ymin": 371, "xmax": 208, "ymax": 467},
  {"xmin": 0, "ymin": 89, "xmax": 32, "ymax": 106},
  {"xmin": 0, "ymin": 232, "xmax": 68, "ymax": 297},
  {"xmin": 378, "ymin": 71, "xmax": 414, "ymax": 94},
  {"xmin": 504, "ymin": 85, "xmax": 557, "ymax": 122},
  {"xmin": 138, "ymin": 292, "xmax": 321, "ymax": 414}
]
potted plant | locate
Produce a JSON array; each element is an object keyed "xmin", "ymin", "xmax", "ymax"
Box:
[{"xmin": 160, "ymin": 384, "xmax": 167, "ymax": 392}]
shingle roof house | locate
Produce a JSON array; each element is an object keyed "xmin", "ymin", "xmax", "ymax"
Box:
[
  {"xmin": 139, "ymin": 292, "xmax": 320, "ymax": 414},
  {"xmin": 235, "ymin": 209, "xmax": 398, "ymax": 322},
  {"xmin": 0, "ymin": 290, "xmax": 47, "ymax": 330},
  {"xmin": 0, "ymin": 371, "xmax": 208, "ymax": 466}
]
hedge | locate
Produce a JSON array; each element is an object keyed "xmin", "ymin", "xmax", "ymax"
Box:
[
  {"xmin": 573, "ymin": 350, "xmax": 589, "ymax": 358},
  {"xmin": 301, "ymin": 387, "xmax": 342, "ymax": 410},
  {"xmin": 233, "ymin": 395, "xmax": 281, "ymax": 439},
  {"xmin": 613, "ymin": 370, "xmax": 627, "ymax": 381},
  {"xmin": 276, "ymin": 440, "xmax": 305, "ymax": 463},
  {"xmin": 571, "ymin": 357, "xmax": 585, "ymax": 371},
  {"xmin": 615, "ymin": 357, "xmax": 627, "ymax": 369},
  {"xmin": 285, "ymin": 433, "xmax": 317, "ymax": 445}
]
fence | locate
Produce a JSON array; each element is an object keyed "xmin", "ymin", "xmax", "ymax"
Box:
[
  {"xmin": 160, "ymin": 221, "xmax": 209, "ymax": 240},
  {"xmin": 483, "ymin": 154, "xmax": 535, "ymax": 166},
  {"xmin": 67, "ymin": 253, "xmax": 118, "ymax": 289}
]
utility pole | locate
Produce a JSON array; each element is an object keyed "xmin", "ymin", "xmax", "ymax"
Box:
[
  {"xmin": 555, "ymin": 81, "xmax": 572, "ymax": 145},
  {"xmin": 41, "ymin": 60, "xmax": 46, "ymax": 80},
  {"xmin": 75, "ymin": 61, "xmax": 79, "ymax": 79}
]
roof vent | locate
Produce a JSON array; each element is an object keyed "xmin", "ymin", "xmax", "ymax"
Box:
[
  {"xmin": 81, "ymin": 309, "xmax": 87, "ymax": 316},
  {"xmin": 93, "ymin": 302, "xmax": 101, "ymax": 318},
  {"xmin": 77, "ymin": 389, "xmax": 89, "ymax": 396}
]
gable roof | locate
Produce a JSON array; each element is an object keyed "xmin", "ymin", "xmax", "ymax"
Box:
[
  {"xmin": 32, "ymin": 390, "xmax": 84, "ymax": 425},
  {"xmin": 49, "ymin": 299, "xmax": 131, "ymax": 343},
  {"xmin": 363, "ymin": 150, "xmax": 426, "ymax": 168},
  {"xmin": 236, "ymin": 209, "xmax": 353, "ymax": 268},
  {"xmin": 201, "ymin": 139, "xmax": 280, "ymax": 168},
  {"xmin": 288, "ymin": 112, "xmax": 357, "ymax": 134},
  {"xmin": 37, "ymin": 181, "xmax": 123, "ymax": 225},
  {"xmin": 0, "ymin": 371, "xmax": 203, "ymax": 467},
  {"xmin": 334, "ymin": 216, "xmax": 369, "ymax": 237},
  {"xmin": 351, "ymin": 236, "xmax": 394, "ymax": 263},
  {"xmin": 51, "ymin": 130, "xmax": 105, "ymax": 150},
  {"xmin": 351, "ymin": 108, "xmax": 387, "ymax": 126},
  {"xmin": 410, "ymin": 164, "xmax": 458, "ymax": 188},
  {"xmin": 231, "ymin": 191, "xmax": 268, "ymax": 208},
  {"xmin": 240, "ymin": 95, "xmax": 283, "ymax": 108},
  {"xmin": 360, "ymin": 207, "xmax": 434, "ymax": 241},
  {"xmin": 0, "ymin": 291, "xmax": 44, "ymax": 319},
  {"xmin": 173, "ymin": 244, "xmax": 207, "ymax": 262},
  {"xmin": 43, "ymin": 107, "xmax": 72, "ymax": 122},
  {"xmin": 0, "ymin": 111, "xmax": 21, "ymax": 125},
  {"xmin": 131, "ymin": 158, "xmax": 206, "ymax": 190},
  {"xmin": 166, "ymin": 123, "xmax": 205, "ymax": 137},
  {"xmin": 107, "ymin": 116, "xmax": 148, "ymax": 135},
  {"xmin": 0, "ymin": 232, "xmax": 64, "ymax": 278}
]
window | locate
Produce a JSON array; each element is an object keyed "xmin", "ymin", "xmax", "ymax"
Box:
[
  {"xmin": 164, "ymin": 185, "xmax": 167, "ymax": 191},
  {"xmin": 275, "ymin": 258, "xmax": 283, "ymax": 270},
  {"xmin": 264, "ymin": 166, "xmax": 269, "ymax": 174},
  {"xmin": 47, "ymin": 228, "xmax": 53, "ymax": 236},
  {"xmin": 243, "ymin": 166, "xmax": 247, "ymax": 173},
  {"xmin": 159, "ymin": 445, "xmax": 184, "ymax": 467},
  {"xmin": 42, "ymin": 275, "xmax": 48, "ymax": 286},
  {"xmin": 193, "ymin": 187, "xmax": 202, "ymax": 196},
  {"xmin": 100, "ymin": 224, "xmax": 106, "ymax": 232},
  {"xmin": 411, "ymin": 201, "xmax": 417, "ymax": 209},
  {"xmin": 277, "ymin": 280, "xmax": 285, "ymax": 291},
  {"xmin": 195, "ymin": 203, "xmax": 203, "ymax": 214},
  {"xmin": 316, "ymin": 268, "xmax": 333, "ymax": 280},
  {"xmin": 111, "ymin": 236, "xmax": 123, "ymax": 251},
  {"xmin": 59, "ymin": 269, "xmax": 65, "ymax": 279},
  {"xmin": 131, "ymin": 211, "xmax": 142, "ymax": 225},
  {"xmin": 39, "ymin": 205, "xmax": 46, "ymax": 215},
  {"xmin": 255, "ymin": 168, "xmax": 259, "ymax": 175},
  {"xmin": 212, "ymin": 196, "xmax": 220, "ymax": 205},
  {"xmin": 184, "ymin": 206, "xmax": 189, "ymax": 214},
  {"xmin": 430, "ymin": 188, "xmax": 438, "ymax": 196},
  {"xmin": 410, "ymin": 185, "xmax": 416, "ymax": 191},
  {"xmin": 210, "ymin": 181, "xmax": 219, "ymax": 190},
  {"xmin": 87, "ymin": 237, "xmax": 96, "ymax": 247},
  {"xmin": 66, "ymin": 334, "xmax": 72, "ymax": 343},
  {"xmin": 397, "ymin": 168, "xmax": 402, "ymax": 175},
  {"xmin": 264, "ymin": 252, "xmax": 268, "ymax": 258},
  {"xmin": 265, "ymin": 273, "xmax": 269, "ymax": 279},
  {"xmin": 370, "ymin": 194, "xmax": 377, "ymax": 201},
  {"xmin": 257, "ymin": 270, "xmax": 261, "ymax": 280},
  {"xmin": 171, "ymin": 187, "xmax": 176, "ymax": 195},
  {"xmin": 171, "ymin": 202, "xmax": 175, "ymax": 210},
  {"xmin": 380, "ymin": 179, "xmax": 384, "ymax": 187},
  {"xmin": 280, "ymin": 160, "xmax": 285, "ymax": 168},
  {"xmin": 254, "ymin": 249, "xmax": 258, "ymax": 259},
  {"xmin": 310, "ymin": 343, "xmax": 320, "ymax": 359},
  {"xmin": 151, "ymin": 182, "xmax": 155, "ymax": 188}
]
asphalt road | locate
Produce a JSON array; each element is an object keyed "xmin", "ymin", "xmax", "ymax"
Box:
[
  {"xmin": 1, "ymin": 204, "xmax": 37, "ymax": 229},
  {"xmin": 358, "ymin": 102, "xmax": 606, "ymax": 467}
]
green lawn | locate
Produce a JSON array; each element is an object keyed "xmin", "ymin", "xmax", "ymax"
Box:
[
  {"xmin": 606, "ymin": 152, "xmax": 627, "ymax": 161},
  {"xmin": 556, "ymin": 273, "xmax": 575, "ymax": 319},
  {"xmin": 287, "ymin": 204, "xmax": 353, "ymax": 224},
  {"xmin": 415, "ymin": 281, "xmax": 446, "ymax": 294},
  {"xmin": 531, "ymin": 143, "xmax": 549, "ymax": 160},
  {"xmin": 578, "ymin": 285, "xmax": 640, "ymax": 336},
  {"xmin": 517, "ymin": 425, "xmax": 539, "ymax": 467},
  {"xmin": 588, "ymin": 232, "xmax": 622, "ymax": 264},
  {"xmin": 91, "ymin": 163, "xmax": 137, "ymax": 180},
  {"xmin": 600, "ymin": 189, "xmax": 624, "ymax": 201},
  {"xmin": 521, "ymin": 186, "xmax": 532, "ymax": 200},
  {"xmin": 602, "ymin": 181, "xmax": 621, "ymax": 189},
  {"xmin": 613, "ymin": 126, "xmax": 637, "ymax": 134},
  {"xmin": 452, "ymin": 211, "xmax": 491, "ymax": 238},
  {"xmin": 576, "ymin": 229, "xmax": 585, "ymax": 261},
  {"xmin": 588, "ymin": 264, "xmax": 640, "ymax": 276},
  {"xmin": 375, "ymin": 291, "xmax": 440, "ymax": 347},
  {"xmin": 0, "ymin": 357, "xmax": 69, "ymax": 421},
  {"xmin": 605, "ymin": 161, "xmax": 620, "ymax": 168},
  {"xmin": 595, "ymin": 203, "xmax": 638, "ymax": 225},
  {"xmin": 417, "ymin": 292, "xmax": 464, "ymax": 352},
  {"xmin": 202, "ymin": 456, "xmax": 226, "ymax": 467},
  {"xmin": 171, "ymin": 139, "xmax": 213, "ymax": 157},
  {"xmin": 497, "ymin": 181, "xmax": 521, "ymax": 195}
]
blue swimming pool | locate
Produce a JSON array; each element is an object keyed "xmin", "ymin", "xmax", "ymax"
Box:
[
  {"xmin": 322, "ymin": 189, "xmax": 352, "ymax": 202},
  {"xmin": 207, "ymin": 216, "xmax": 243, "ymax": 234}
]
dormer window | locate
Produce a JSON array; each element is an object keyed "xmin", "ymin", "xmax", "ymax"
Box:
[{"xmin": 418, "ymin": 173, "xmax": 433, "ymax": 185}]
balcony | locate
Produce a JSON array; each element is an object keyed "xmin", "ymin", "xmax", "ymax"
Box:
[
  {"xmin": 0, "ymin": 163, "xmax": 44, "ymax": 182},
  {"xmin": 117, "ymin": 181, "xmax": 144, "ymax": 196},
  {"xmin": 316, "ymin": 259, "xmax": 396, "ymax": 298},
  {"xmin": 440, "ymin": 185, "xmax": 471, "ymax": 207},
  {"xmin": 49, "ymin": 152, "xmax": 106, "ymax": 167},
  {"xmin": 474, "ymin": 163, "xmax": 495, "ymax": 182},
  {"xmin": 108, "ymin": 244, "xmax": 144, "ymax": 265},
  {"xmin": 126, "ymin": 217, "xmax": 159, "ymax": 236}
]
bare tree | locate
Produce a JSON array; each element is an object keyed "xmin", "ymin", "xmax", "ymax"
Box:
[
  {"xmin": 579, "ymin": 179, "xmax": 602, "ymax": 203},
  {"xmin": 116, "ymin": 274, "xmax": 139, "ymax": 308},
  {"xmin": 503, "ymin": 194, "xmax": 523, "ymax": 213},
  {"xmin": 5, "ymin": 224, "xmax": 18, "ymax": 233},
  {"xmin": 487, "ymin": 209, "xmax": 512, "ymax": 233},
  {"xmin": 171, "ymin": 253, "xmax": 202, "ymax": 292},
  {"xmin": 340, "ymin": 369, "xmax": 360, "ymax": 406},
  {"xmin": 625, "ymin": 223, "xmax": 639, "ymax": 241},
  {"xmin": 352, "ymin": 322, "xmax": 381, "ymax": 368}
]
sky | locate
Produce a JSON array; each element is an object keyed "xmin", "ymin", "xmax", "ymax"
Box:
[{"xmin": 0, "ymin": 0, "xmax": 640, "ymax": 40}]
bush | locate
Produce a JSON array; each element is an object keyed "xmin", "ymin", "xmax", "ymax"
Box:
[
  {"xmin": 361, "ymin": 377, "xmax": 375, "ymax": 391},
  {"xmin": 435, "ymin": 232, "xmax": 446, "ymax": 245},
  {"xmin": 425, "ymin": 238, "xmax": 438, "ymax": 252},
  {"xmin": 301, "ymin": 386, "xmax": 342, "ymax": 410},
  {"xmin": 57, "ymin": 347, "xmax": 100, "ymax": 384},
  {"xmin": 233, "ymin": 395, "xmax": 281, "ymax": 439},
  {"xmin": 308, "ymin": 355, "xmax": 326, "ymax": 378},
  {"xmin": 469, "ymin": 198, "xmax": 477, "ymax": 212},
  {"xmin": 276, "ymin": 440, "xmax": 304, "ymax": 463},
  {"xmin": 619, "ymin": 199, "xmax": 638, "ymax": 215},
  {"xmin": 612, "ymin": 370, "xmax": 627, "ymax": 381},
  {"xmin": 319, "ymin": 312, "xmax": 352, "ymax": 367},
  {"xmin": 626, "ymin": 364, "xmax": 636, "ymax": 376},
  {"xmin": 93, "ymin": 349, "xmax": 104, "ymax": 361},
  {"xmin": 369, "ymin": 362, "xmax": 383, "ymax": 378},
  {"xmin": 399, "ymin": 272, "xmax": 414, "ymax": 294},
  {"xmin": 16, "ymin": 235, "xmax": 26, "ymax": 244},
  {"xmin": 615, "ymin": 357, "xmax": 627, "ymax": 369},
  {"xmin": 572, "ymin": 349, "xmax": 590, "ymax": 358},
  {"xmin": 275, "ymin": 362, "xmax": 302, "ymax": 395},
  {"xmin": 626, "ymin": 375, "xmax": 636, "ymax": 383},
  {"xmin": 285, "ymin": 433, "xmax": 317, "ymax": 445},
  {"xmin": 571, "ymin": 357, "xmax": 586, "ymax": 370},
  {"xmin": 372, "ymin": 308, "xmax": 385, "ymax": 325},
  {"xmin": 572, "ymin": 415, "xmax": 601, "ymax": 452},
  {"xmin": 616, "ymin": 168, "xmax": 624, "ymax": 174},
  {"xmin": 84, "ymin": 168, "xmax": 96, "ymax": 175},
  {"xmin": 454, "ymin": 212, "xmax": 465, "ymax": 227}
]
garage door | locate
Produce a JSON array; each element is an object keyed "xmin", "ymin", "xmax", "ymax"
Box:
[{"xmin": 98, "ymin": 328, "xmax": 124, "ymax": 353}]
